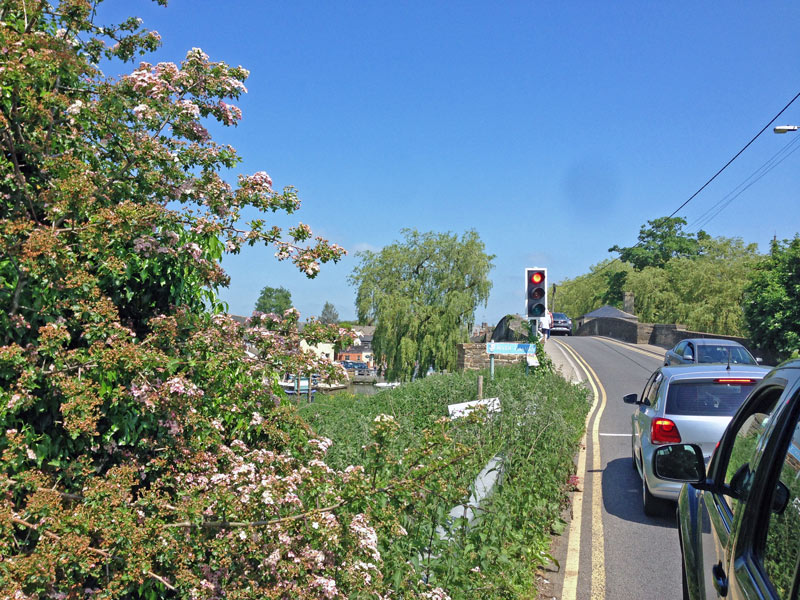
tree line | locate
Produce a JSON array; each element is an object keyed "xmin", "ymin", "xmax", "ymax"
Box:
[{"xmin": 553, "ymin": 217, "xmax": 800, "ymax": 361}]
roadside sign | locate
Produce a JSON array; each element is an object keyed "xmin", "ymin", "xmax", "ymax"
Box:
[
  {"xmin": 486, "ymin": 342, "xmax": 536, "ymax": 355},
  {"xmin": 448, "ymin": 397, "xmax": 501, "ymax": 419}
]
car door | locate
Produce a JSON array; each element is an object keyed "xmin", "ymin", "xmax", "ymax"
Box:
[
  {"xmin": 724, "ymin": 380, "xmax": 800, "ymax": 599},
  {"xmin": 683, "ymin": 342, "xmax": 696, "ymax": 364},
  {"xmin": 693, "ymin": 383, "xmax": 787, "ymax": 598},
  {"xmin": 668, "ymin": 341, "xmax": 688, "ymax": 366},
  {"xmin": 634, "ymin": 370, "xmax": 663, "ymax": 466}
]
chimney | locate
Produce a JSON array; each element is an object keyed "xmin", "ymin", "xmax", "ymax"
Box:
[{"xmin": 623, "ymin": 292, "xmax": 635, "ymax": 315}]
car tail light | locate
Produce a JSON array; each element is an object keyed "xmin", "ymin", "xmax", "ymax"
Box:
[
  {"xmin": 651, "ymin": 418, "xmax": 681, "ymax": 444},
  {"xmin": 713, "ymin": 378, "xmax": 756, "ymax": 384}
]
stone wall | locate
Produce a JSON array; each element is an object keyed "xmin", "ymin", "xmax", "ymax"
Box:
[
  {"xmin": 574, "ymin": 317, "xmax": 776, "ymax": 363},
  {"xmin": 575, "ymin": 317, "xmax": 639, "ymax": 343},
  {"xmin": 458, "ymin": 343, "xmax": 528, "ymax": 371}
]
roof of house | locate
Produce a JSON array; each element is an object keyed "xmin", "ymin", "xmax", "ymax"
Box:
[{"xmin": 582, "ymin": 305, "xmax": 638, "ymax": 321}]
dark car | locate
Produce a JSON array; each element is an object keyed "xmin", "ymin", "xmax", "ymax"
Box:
[
  {"xmin": 664, "ymin": 338, "xmax": 759, "ymax": 367},
  {"xmin": 653, "ymin": 359, "xmax": 800, "ymax": 599},
  {"xmin": 550, "ymin": 312, "xmax": 573, "ymax": 336}
]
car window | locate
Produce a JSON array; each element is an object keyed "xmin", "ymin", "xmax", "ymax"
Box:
[
  {"xmin": 674, "ymin": 341, "xmax": 687, "ymax": 355},
  {"xmin": 696, "ymin": 345, "xmax": 719, "ymax": 363},
  {"xmin": 761, "ymin": 405, "xmax": 800, "ymax": 598},
  {"xmin": 646, "ymin": 372, "xmax": 663, "ymax": 407},
  {"xmin": 729, "ymin": 347, "xmax": 757, "ymax": 365},
  {"xmin": 639, "ymin": 372, "xmax": 658, "ymax": 405},
  {"xmin": 719, "ymin": 388, "xmax": 784, "ymax": 518},
  {"xmin": 665, "ymin": 380, "xmax": 757, "ymax": 417}
]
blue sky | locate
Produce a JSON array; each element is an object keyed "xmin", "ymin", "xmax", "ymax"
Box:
[{"xmin": 98, "ymin": 1, "xmax": 800, "ymax": 324}]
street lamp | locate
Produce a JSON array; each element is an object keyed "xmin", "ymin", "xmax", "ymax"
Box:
[{"xmin": 773, "ymin": 125, "xmax": 799, "ymax": 134}]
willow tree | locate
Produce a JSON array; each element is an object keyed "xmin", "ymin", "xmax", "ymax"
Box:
[{"xmin": 350, "ymin": 229, "xmax": 494, "ymax": 380}]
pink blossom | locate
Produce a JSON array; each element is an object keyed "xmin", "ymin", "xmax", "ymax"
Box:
[
  {"xmin": 66, "ymin": 100, "xmax": 83, "ymax": 115},
  {"xmin": 7, "ymin": 394, "xmax": 21, "ymax": 410},
  {"xmin": 242, "ymin": 170, "xmax": 273, "ymax": 191},
  {"xmin": 167, "ymin": 377, "xmax": 186, "ymax": 395},
  {"xmin": 184, "ymin": 242, "xmax": 203, "ymax": 260},
  {"xmin": 176, "ymin": 99, "xmax": 200, "ymax": 119},
  {"xmin": 421, "ymin": 588, "xmax": 451, "ymax": 600},
  {"xmin": 350, "ymin": 514, "xmax": 380, "ymax": 561},
  {"xmin": 217, "ymin": 100, "xmax": 242, "ymax": 125},
  {"xmin": 264, "ymin": 548, "xmax": 281, "ymax": 567},
  {"xmin": 310, "ymin": 576, "xmax": 338, "ymax": 599}
]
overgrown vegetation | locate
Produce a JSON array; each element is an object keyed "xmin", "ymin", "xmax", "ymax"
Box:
[{"xmin": 301, "ymin": 365, "xmax": 591, "ymax": 599}]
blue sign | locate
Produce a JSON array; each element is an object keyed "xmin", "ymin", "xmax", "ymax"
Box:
[{"xmin": 485, "ymin": 342, "xmax": 536, "ymax": 355}]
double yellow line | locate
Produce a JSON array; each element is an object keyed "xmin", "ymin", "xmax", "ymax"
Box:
[{"xmin": 552, "ymin": 339, "xmax": 608, "ymax": 600}]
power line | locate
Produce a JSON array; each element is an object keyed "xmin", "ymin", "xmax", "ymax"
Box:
[
  {"xmin": 597, "ymin": 89, "xmax": 800, "ymax": 276},
  {"xmin": 690, "ymin": 134, "xmax": 800, "ymax": 232},
  {"xmin": 665, "ymin": 89, "xmax": 800, "ymax": 219}
]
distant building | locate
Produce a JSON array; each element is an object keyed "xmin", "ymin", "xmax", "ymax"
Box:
[
  {"xmin": 470, "ymin": 322, "xmax": 491, "ymax": 343},
  {"xmin": 336, "ymin": 325, "xmax": 375, "ymax": 367}
]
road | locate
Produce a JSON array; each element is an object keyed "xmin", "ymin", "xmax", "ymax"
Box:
[{"xmin": 546, "ymin": 336, "xmax": 682, "ymax": 600}]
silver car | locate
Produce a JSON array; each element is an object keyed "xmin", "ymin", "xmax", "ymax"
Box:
[
  {"xmin": 663, "ymin": 338, "xmax": 759, "ymax": 366},
  {"xmin": 624, "ymin": 364, "xmax": 770, "ymax": 516}
]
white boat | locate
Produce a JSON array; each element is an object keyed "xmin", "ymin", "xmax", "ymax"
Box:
[{"xmin": 374, "ymin": 382, "xmax": 401, "ymax": 389}]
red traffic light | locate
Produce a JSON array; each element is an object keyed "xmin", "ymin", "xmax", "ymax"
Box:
[{"xmin": 530, "ymin": 272, "xmax": 544, "ymax": 284}]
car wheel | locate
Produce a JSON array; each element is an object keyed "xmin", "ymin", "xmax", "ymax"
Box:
[{"xmin": 642, "ymin": 473, "xmax": 666, "ymax": 517}]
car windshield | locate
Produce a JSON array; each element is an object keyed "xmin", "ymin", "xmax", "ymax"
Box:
[
  {"xmin": 696, "ymin": 345, "xmax": 755, "ymax": 365},
  {"xmin": 665, "ymin": 380, "xmax": 757, "ymax": 417},
  {"xmin": 553, "ymin": 313, "xmax": 568, "ymax": 319}
]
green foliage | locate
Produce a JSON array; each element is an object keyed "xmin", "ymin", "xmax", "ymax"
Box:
[
  {"xmin": 0, "ymin": 2, "xmax": 399, "ymax": 597},
  {"xmin": 320, "ymin": 301, "xmax": 339, "ymax": 324},
  {"xmin": 743, "ymin": 235, "xmax": 800, "ymax": 360},
  {"xmin": 350, "ymin": 229, "xmax": 494, "ymax": 381},
  {"xmin": 601, "ymin": 270, "xmax": 628, "ymax": 307},
  {"xmin": 557, "ymin": 236, "xmax": 760, "ymax": 336},
  {"xmin": 551, "ymin": 259, "xmax": 628, "ymax": 319},
  {"xmin": 608, "ymin": 216, "xmax": 704, "ymax": 270},
  {"xmin": 300, "ymin": 365, "xmax": 590, "ymax": 598},
  {"xmin": 254, "ymin": 285, "xmax": 293, "ymax": 315}
]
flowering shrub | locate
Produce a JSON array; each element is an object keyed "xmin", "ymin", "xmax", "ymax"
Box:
[{"xmin": 0, "ymin": 1, "xmax": 453, "ymax": 597}]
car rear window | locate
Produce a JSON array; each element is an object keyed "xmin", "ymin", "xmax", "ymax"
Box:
[
  {"xmin": 696, "ymin": 345, "xmax": 756, "ymax": 365},
  {"xmin": 665, "ymin": 380, "xmax": 758, "ymax": 416}
]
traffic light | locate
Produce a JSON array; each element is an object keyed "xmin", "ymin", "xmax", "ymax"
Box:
[{"xmin": 526, "ymin": 268, "xmax": 547, "ymax": 318}]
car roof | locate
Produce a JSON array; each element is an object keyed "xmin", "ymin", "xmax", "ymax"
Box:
[
  {"xmin": 659, "ymin": 363, "xmax": 771, "ymax": 382},
  {"xmin": 680, "ymin": 338, "xmax": 747, "ymax": 347}
]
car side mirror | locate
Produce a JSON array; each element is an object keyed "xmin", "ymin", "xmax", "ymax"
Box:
[
  {"xmin": 684, "ymin": 352, "xmax": 693, "ymax": 361},
  {"xmin": 771, "ymin": 481, "xmax": 790, "ymax": 515},
  {"xmin": 623, "ymin": 393, "xmax": 639, "ymax": 404},
  {"xmin": 727, "ymin": 463, "xmax": 751, "ymax": 500},
  {"xmin": 756, "ymin": 357, "xmax": 763, "ymax": 364},
  {"xmin": 653, "ymin": 444, "xmax": 708, "ymax": 486}
]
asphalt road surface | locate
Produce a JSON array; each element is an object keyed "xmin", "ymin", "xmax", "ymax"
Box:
[{"xmin": 546, "ymin": 336, "xmax": 682, "ymax": 600}]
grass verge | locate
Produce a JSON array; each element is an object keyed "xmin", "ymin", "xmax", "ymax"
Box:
[{"xmin": 300, "ymin": 363, "xmax": 590, "ymax": 599}]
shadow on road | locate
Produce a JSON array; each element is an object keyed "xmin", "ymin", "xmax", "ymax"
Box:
[{"xmin": 601, "ymin": 457, "xmax": 677, "ymax": 528}]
